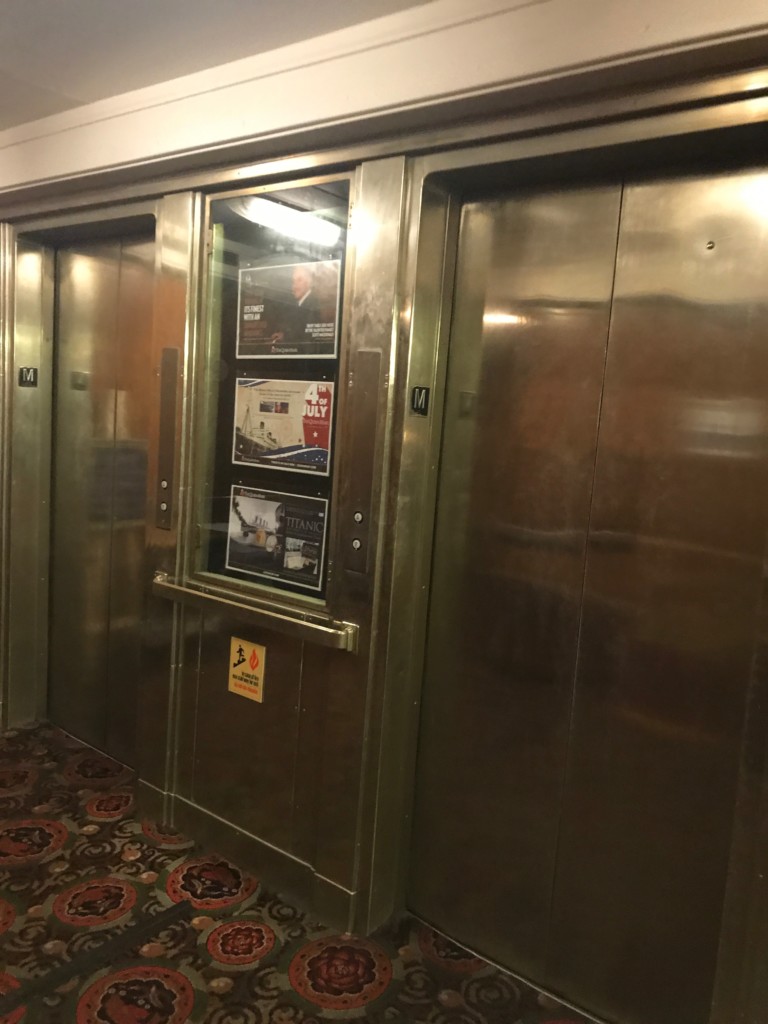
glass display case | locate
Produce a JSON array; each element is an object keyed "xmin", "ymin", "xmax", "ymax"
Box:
[{"xmin": 194, "ymin": 176, "xmax": 351, "ymax": 601}]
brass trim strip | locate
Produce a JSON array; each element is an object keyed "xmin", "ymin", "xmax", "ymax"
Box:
[
  {"xmin": 152, "ymin": 573, "xmax": 358, "ymax": 652},
  {"xmin": 0, "ymin": 223, "xmax": 14, "ymax": 723}
]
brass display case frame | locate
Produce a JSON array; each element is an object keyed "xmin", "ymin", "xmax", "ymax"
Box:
[{"xmin": 164, "ymin": 171, "xmax": 360, "ymax": 650}]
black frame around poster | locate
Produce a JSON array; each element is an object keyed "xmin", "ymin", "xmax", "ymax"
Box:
[
  {"xmin": 225, "ymin": 485, "xmax": 328, "ymax": 592},
  {"xmin": 232, "ymin": 378, "xmax": 334, "ymax": 476},
  {"xmin": 202, "ymin": 177, "xmax": 350, "ymax": 599},
  {"xmin": 237, "ymin": 258, "xmax": 342, "ymax": 359}
]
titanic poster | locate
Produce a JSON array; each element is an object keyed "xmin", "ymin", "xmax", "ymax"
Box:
[{"xmin": 226, "ymin": 486, "xmax": 328, "ymax": 591}]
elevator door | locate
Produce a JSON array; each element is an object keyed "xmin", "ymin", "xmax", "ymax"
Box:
[
  {"xmin": 49, "ymin": 237, "xmax": 155, "ymax": 767},
  {"xmin": 408, "ymin": 170, "xmax": 768, "ymax": 1024}
]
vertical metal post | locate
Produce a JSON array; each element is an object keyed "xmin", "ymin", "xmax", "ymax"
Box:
[
  {"xmin": 0, "ymin": 224, "xmax": 15, "ymax": 725},
  {"xmin": 135, "ymin": 191, "xmax": 203, "ymax": 823},
  {"xmin": 5, "ymin": 239, "xmax": 53, "ymax": 726}
]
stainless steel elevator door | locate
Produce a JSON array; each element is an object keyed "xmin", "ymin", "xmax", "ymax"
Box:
[
  {"xmin": 49, "ymin": 237, "xmax": 155, "ymax": 766},
  {"xmin": 409, "ymin": 169, "xmax": 768, "ymax": 1024},
  {"xmin": 547, "ymin": 173, "xmax": 768, "ymax": 1024},
  {"xmin": 407, "ymin": 185, "xmax": 623, "ymax": 977}
]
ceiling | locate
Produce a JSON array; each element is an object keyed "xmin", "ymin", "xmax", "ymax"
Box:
[{"xmin": 0, "ymin": 0, "xmax": 430, "ymax": 132}]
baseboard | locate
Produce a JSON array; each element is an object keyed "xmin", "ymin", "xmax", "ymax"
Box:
[
  {"xmin": 312, "ymin": 871, "xmax": 358, "ymax": 933},
  {"xmin": 171, "ymin": 795, "xmax": 355, "ymax": 930},
  {"xmin": 135, "ymin": 778, "xmax": 169, "ymax": 824}
]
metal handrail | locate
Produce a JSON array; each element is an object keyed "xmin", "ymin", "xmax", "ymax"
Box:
[{"xmin": 152, "ymin": 572, "xmax": 358, "ymax": 652}]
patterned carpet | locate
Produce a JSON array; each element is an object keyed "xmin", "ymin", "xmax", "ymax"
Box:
[{"xmin": 0, "ymin": 722, "xmax": 590, "ymax": 1024}]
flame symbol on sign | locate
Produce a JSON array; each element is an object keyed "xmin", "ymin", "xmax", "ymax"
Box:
[{"xmin": 249, "ymin": 650, "xmax": 259, "ymax": 671}]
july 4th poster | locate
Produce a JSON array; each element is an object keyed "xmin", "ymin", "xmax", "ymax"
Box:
[{"xmin": 232, "ymin": 379, "xmax": 334, "ymax": 475}]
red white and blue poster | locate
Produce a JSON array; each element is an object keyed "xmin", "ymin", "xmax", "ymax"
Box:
[{"xmin": 232, "ymin": 378, "xmax": 334, "ymax": 475}]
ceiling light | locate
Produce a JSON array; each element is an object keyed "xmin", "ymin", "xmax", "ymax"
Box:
[{"xmin": 232, "ymin": 197, "xmax": 341, "ymax": 247}]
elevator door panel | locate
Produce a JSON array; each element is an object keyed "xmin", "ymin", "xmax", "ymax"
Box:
[
  {"xmin": 548, "ymin": 173, "xmax": 768, "ymax": 1024},
  {"xmin": 408, "ymin": 187, "xmax": 622, "ymax": 975},
  {"xmin": 50, "ymin": 238, "xmax": 154, "ymax": 765}
]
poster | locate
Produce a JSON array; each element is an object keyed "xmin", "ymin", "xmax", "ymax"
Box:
[
  {"xmin": 226, "ymin": 486, "xmax": 328, "ymax": 591},
  {"xmin": 232, "ymin": 379, "xmax": 334, "ymax": 475},
  {"xmin": 237, "ymin": 259, "xmax": 341, "ymax": 358}
]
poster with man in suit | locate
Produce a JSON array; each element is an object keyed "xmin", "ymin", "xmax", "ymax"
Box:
[{"xmin": 237, "ymin": 258, "xmax": 340, "ymax": 358}]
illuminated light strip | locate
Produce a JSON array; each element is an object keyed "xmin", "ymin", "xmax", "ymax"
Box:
[{"xmin": 232, "ymin": 197, "xmax": 341, "ymax": 247}]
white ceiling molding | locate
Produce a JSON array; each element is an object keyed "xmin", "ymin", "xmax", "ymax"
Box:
[
  {"xmin": 1, "ymin": 0, "xmax": 768, "ymax": 196},
  {"xmin": 0, "ymin": 0, "xmax": 434, "ymax": 129}
]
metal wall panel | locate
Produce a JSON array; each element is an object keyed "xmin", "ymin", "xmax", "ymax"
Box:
[
  {"xmin": 138, "ymin": 192, "xmax": 202, "ymax": 807},
  {"xmin": 710, "ymin": 562, "xmax": 768, "ymax": 1021},
  {"xmin": 408, "ymin": 186, "xmax": 621, "ymax": 975},
  {"xmin": 363, "ymin": 180, "xmax": 460, "ymax": 927},
  {"xmin": 548, "ymin": 172, "xmax": 768, "ymax": 1024},
  {"xmin": 0, "ymin": 224, "xmax": 10, "ymax": 722},
  {"xmin": 190, "ymin": 614, "xmax": 302, "ymax": 853},
  {"xmin": 291, "ymin": 643, "xmax": 333, "ymax": 867},
  {"xmin": 316, "ymin": 157, "xmax": 409, "ymax": 925}
]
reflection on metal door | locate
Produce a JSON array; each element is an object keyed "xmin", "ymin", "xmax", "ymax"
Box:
[
  {"xmin": 409, "ymin": 170, "xmax": 768, "ymax": 1024},
  {"xmin": 408, "ymin": 187, "xmax": 622, "ymax": 976},
  {"xmin": 49, "ymin": 238, "xmax": 155, "ymax": 767}
]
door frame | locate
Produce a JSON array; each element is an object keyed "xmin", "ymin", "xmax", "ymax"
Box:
[{"xmin": 369, "ymin": 90, "xmax": 768, "ymax": 1024}]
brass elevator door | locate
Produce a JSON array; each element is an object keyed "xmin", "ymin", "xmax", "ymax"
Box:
[
  {"xmin": 49, "ymin": 237, "xmax": 155, "ymax": 767},
  {"xmin": 408, "ymin": 171, "xmax": 768, "ymax": 1024}
]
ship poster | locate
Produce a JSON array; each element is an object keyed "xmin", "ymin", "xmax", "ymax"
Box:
[
  {"xmin": 237, "ymin": 259, "xmax": 341, "ymax": 358},
  {"xmin": 232, "ymin": 378, "xmax": 334, "ymax": 475},
  {"xmin": 226, "ymin": 485, "xmax": 327, "ymax": 591}
]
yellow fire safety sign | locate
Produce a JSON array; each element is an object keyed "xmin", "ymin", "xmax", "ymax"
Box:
[{"xmin": 228, "ymin": 637, "xmax": 266, "ymax": 703}]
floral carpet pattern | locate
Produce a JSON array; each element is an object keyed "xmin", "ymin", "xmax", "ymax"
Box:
[{"xmin": 0, "ymin": 723, "xmax": 590, "ymax": 1024}]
